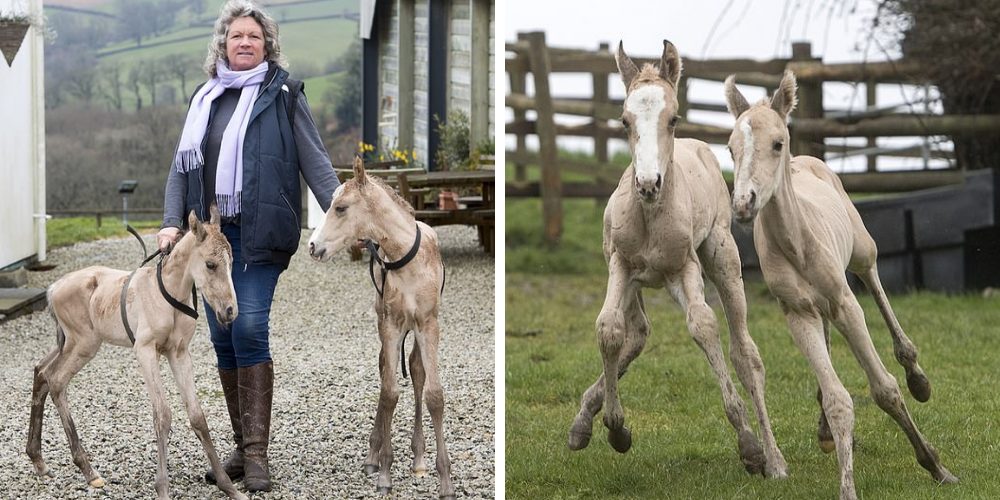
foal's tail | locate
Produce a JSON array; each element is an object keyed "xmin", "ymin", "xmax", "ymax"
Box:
[
  {"xmin": 859, "ymin": 265, "xmax": 932, "ymax": 402},
  {"xmin": 46, "ymin": 290, "xmax": 66, "ymax": 353},
  {"xmin": 48, "ymin": 310, "xmax": 66, "ymax": 353}
]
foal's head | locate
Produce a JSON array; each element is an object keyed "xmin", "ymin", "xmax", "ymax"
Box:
[
  {"xmin": 187, "ymin": 206, "xmax": 237, "ymax": 325},
  {"xmin": 616, "ymin": 40, "xmax": 683, "ymax": 202},
  {"xmin": 308, "ymin": 156, "xmax": 414, "ymax": 262},
  {"xmin": 724, "ymin": 70, "xmax": 798, "ymax": 222}
]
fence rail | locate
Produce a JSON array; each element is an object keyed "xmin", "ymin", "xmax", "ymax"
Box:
[{"xmin": 506, "ymin": 31, "xmax": 1000, "ymax": 244}]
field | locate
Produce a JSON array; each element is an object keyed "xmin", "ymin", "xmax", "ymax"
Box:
[
  {"xmin": 50, "ymin": 0, "xmax": 357, "ymax": 109},
  {"xmin": 505, "ymin": 192, "xmax": 1000, "ymax": 499}
]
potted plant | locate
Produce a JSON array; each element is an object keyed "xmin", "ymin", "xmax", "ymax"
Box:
[
  {"xmin": 0, "ymin": 10, "xmax": 33, "ymax": 67},
  {"xmin": 433, "ymin": 111, "xmax": 473, "ymax": 210}
]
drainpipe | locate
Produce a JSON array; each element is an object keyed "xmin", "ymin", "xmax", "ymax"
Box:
[{"xmin": 31, "ymin": 0, "xmax": 47, "ymax": 262}]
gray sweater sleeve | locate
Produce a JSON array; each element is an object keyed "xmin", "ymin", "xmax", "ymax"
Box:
[
  {"xmin": 162, "ymin": 154, "xmax": 188, "ymax": 229},
  {"xmin": 293, "ymin": 92, "xmax": 340, "ymax": 212}
]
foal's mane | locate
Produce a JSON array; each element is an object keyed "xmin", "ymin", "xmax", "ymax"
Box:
[
  {"xmin": 362, "ymin": 174, "xmax": 416, "ymax": 216},
  {"xmin": 634, "ymin": 64, "xmax": 663, "ymax": 85}
]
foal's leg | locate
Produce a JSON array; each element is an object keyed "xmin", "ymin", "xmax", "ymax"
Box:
[
  {"xmin": 135, "ymin": 344, "xmax": 173, "ymax": 499},
  {"xmin": 568, "ymin": 290, "xmax": 648, "ymax": 451},
  {"xmin": 165, "ymin": 347, "xmax": 248, "ymax": 500},
  {"xmin": 670, "ymin": 259, "xmax": 763, "ymax": 475},
  {"xmin": 44, "ymin": 335, "xmax": 105, "ymax": 488},
  {"xmin": 26, "ymin": 346, "xmax": 60, "ymax": 478},
  {"xmin": 408, "ymin": 343, "xmax": 429, "ymax": 476},
  {"xmin": 786, "ymin": 311, "xmax": 857, "ymax": 500},
  {"xmin": 830, "ymin": 294, "xmax": 958, "ymax": 485},
  {"xmin": 370, "ymin": 321, "xmax": 405, "ymax": 495},
  {"xmin": 363, "ymin": 343, "xmax": 386, "ymax": 475},
  {"xmin": 857, "ymin": 265, "xmax": 931, "ymax": 402},
  {"xmin": 364, "ymin": 302, "xmax": 388, "ymax": 474},
  {"xmin": 700, "ymin": 229, "xmax": 788, "ymax": 478},
  {"xmin": 415, "ymin": 317, "xmax": 455, "ymax": 499},
  {"xmin": 816, "ymin": 319, "xmax": 835, "ymax": 453},
  {"xmin": 595, "ymin": 253, "xmax": 639, "ymax": 453}
]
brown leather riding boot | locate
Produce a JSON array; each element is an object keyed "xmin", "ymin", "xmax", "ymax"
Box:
[
  {"xmin": 239, "ymin": 361, "xmax": 274, "ymax": 492},
  {"xmin": 205, "ymin": 368, "xmax": 244, "ymax": 484}
]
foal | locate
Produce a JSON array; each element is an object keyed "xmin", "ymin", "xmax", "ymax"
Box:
[
  {"xmin": 567, "ymin": 41, "xmax": 788, "ymax": 478},
  {"xmin": 27, "ymin": 208, "xmax": 245, "ymax": 500},
  {"xmin": 308, "ymin": 157, "xmax": 453, "ymax": 499},
  {"xmin": 724, "ymin": 70, "xmax": 957, "ymax": 499}
]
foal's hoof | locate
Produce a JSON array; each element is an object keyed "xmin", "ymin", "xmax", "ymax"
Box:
[
  {"xmin": 32, "ymin": 465, "xmax": 53, "ymax": 479},
  {"xmin": 440, "ymin": 495, "xmax": 457, "ymax": 500},
  {"xmin": 376, "ymin": 486, "xmax": 392, "ymax": 496},
  {"xmin": 567, "ymin": 429, "xmax": 592, "ymax": 451},
  {"xmin": 737, "ymin": 431, "xmax": 766, "ymax": 476},
  {"xmin": 818, "ymin": 438, "xmax": 836, "ymax": 454},
  {"xmin": 363, "ymin": 463, "xmax": 379, "ymax": 474},
  {"xmin": 88, "ymin": 477, "xmax": 106, "ymax": 488},
  {"xmin": 906, "ymin": 370, "xmax": 932, "ymax": 403},
  {"xmin": 934, "ymin": 467, "xmax": 959, "ymax": 485},
  {"xmin": 412, "ymin": 466, "xmax": 428, "ymax": 478},
  {"xmin": 607, "ymin": 426, "xmax": 632, "ymax": 453}
]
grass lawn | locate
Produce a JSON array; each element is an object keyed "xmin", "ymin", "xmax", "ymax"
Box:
[
  {"xmin": 506, "ymin": 195, "xmax": 1000, "ymax": 499},
  {"xmin": 47, "ymin": 217, "xmax": 161, "ymax": 249}
]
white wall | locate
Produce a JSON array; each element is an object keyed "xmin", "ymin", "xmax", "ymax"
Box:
[{"xmin": 0, "ymin": 0, "xmax": 45, "ymax": 268}]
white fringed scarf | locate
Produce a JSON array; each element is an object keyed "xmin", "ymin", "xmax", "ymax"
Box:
[{"xmin": 174, "ymin": 60, "xmax": 269, "ymax": 217}]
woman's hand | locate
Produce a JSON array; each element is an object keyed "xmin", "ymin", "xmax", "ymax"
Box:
[{"xmin": 156, "ymin": 227, "xmax": 182, "ymax": 252}]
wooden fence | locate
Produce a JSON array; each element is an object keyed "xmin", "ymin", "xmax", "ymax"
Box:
[{"xmin": 506, "ymin": 31, "xmax": 1000, "ymax": 244}]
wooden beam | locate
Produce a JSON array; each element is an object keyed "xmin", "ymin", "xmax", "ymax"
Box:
[
  {"xmin": 397, "ymin": 0, "xmax": 415, "ymax": 151},
  {"xmin": 793, "ymin": 114, "xmax": 1000, "ymax": 137},
  {"xmin": 506, "ymin": 170, "xmax": 964, "ymax": 198},
  {"xmin": 525, "ymin": 31, "xmax": 562, "ymax": 245},
  {"xmin": 470, "ymin": 0, "xmax": 490, "ymax": 146},
  {"xmin": 786, "ymin": 59, "xmax": 927, "ymax": 84}
]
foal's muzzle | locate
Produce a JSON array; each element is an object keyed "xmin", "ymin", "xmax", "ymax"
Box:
[
  {"xmin": 308, "ymin": 241, "xmax": 331, "ymax": 261},
  {"xmin": 733, "ymin": 189, "xmax": 758, "ymax": 223},
  {"xmin": 635, "ymin": 173, "xmax": 662, "ymax": 202},
  {"xmin": 216, "ymin": 304, "xmax": 238, "ymax": 325}
]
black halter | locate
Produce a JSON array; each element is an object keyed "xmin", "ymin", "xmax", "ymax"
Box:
[
  {"xmin": 366, "ymin": 224, "xmax": 423, "ymax": 298},
  {"xmin": 120, "ymin": 228, "xmax": 198, "ymax": 345},
  {"xmin": 363, "ymin": 224, "xmax": 446, "ymax": 379}
]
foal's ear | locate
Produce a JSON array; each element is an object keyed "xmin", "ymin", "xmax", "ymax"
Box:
[
  {"xmin": 208, "ymin": 203, "xmax": 221, "ymax": 225},
  {"xmin": 659, "ymin": 40, "xmax": 682, "ymax": 88},
  {"xmin": 615, "ymin": 41, "xmax": 640, "ymax": 91},
  {"xmin": 724, "ymin": 75, "xmax": 751, "ymax": 119},
  {"xmin": 188, "ymin": 210, "xmax": 207, "ymax": 242},
  {"xmin": 770, "ymin": 69, "xmax": 798, "ymax": 119},
  {"xmin": 353, "ymin": 155, "xmax": 368, "ymax": 187}
]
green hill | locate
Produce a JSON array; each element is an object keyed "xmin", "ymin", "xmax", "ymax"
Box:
[{"xmin": 46, "ymin": 0, "xmax": 359, "ymax": 110}]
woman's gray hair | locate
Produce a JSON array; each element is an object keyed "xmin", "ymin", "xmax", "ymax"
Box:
[{"xmin": 203, "ymin": 0, "xmax": 287, "ymax": 77}]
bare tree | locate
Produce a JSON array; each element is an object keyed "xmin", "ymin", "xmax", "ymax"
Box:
[
  {"xmin": 62, "ymin": 54, "xmax": 101, "ymax": 107},
  {"xmin": 102, "ymin": 61, "xmax": 125, "ymax": 111},
  {"xmin": 163, "ymin": 53, "xmax": 198, "ymax": 99},
  {"xmin": 140, "ymin": 62, "xmax": 161, "ymax": 107},
  {"xmin": 128, "ymin": 64, "xmax": 144, "ymax": 111}
]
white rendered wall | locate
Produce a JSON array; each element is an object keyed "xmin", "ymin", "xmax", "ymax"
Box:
[{"xmin": 0, "ymin": 0, "xmax": 45, "ymax": 268}]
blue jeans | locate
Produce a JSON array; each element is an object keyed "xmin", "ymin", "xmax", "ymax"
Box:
[{"xmin": 204, "ymin": 223, "xmax": 283, "ymax": 369}]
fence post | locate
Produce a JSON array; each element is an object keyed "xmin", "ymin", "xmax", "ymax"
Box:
[
  {"xmin": 593, "ymin": 42, "xmax": 610, "ymax": 166},
  {"xmin": 677, "ymin": 75, "xmax": 689, "ymax": 121},
  {"xmin": 511, "ymin": 32, "xmax": 529, "ymax": 182},
  {"xmin": 866, "ymin": 79, "xmax": 877, "ymax": 172},
  {"xmin": 789, "ymin": 42, "xmax": 825, "ymax": 159},
  {"xmin": 526, "ymin": 31, "xmax": 562, "ymax": 245}
]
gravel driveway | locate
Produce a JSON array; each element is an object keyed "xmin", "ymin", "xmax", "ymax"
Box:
[{"xmin": 0, "ymin": 226, "xmax": 495, "ymax": 499}]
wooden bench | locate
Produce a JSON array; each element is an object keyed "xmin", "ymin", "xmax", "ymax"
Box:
[{"xmin": 332, "ymin": 165, "xmax": 495, "ymax": 254}]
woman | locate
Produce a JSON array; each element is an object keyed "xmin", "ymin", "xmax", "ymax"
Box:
[{"xmin": 157, "ymin": 0, "xmax": 340, "ymax": 492}]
